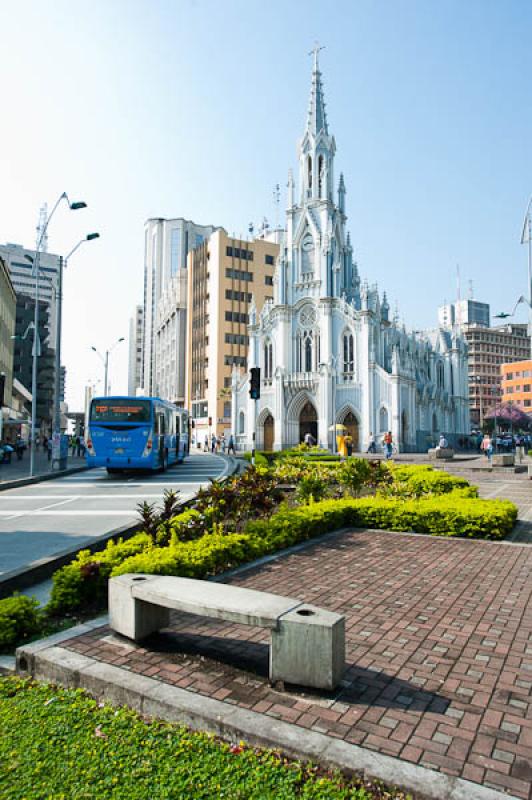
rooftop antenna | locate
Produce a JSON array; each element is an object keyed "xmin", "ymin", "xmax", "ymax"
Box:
[
  {"xmin": 273, "ymin": 184, "xmax": 280, "ymax": 229},
  {"xmin": 36, "ymin": 203, "xmax": 48, "ymax": 252}
]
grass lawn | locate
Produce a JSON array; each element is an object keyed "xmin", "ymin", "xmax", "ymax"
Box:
[{"xmin": 0, "ymin": 678, "xmax": 411, "ymax": 800}]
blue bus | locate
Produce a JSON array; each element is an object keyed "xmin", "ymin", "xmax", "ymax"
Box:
[{"xmin": 86, "ymin": 396, "xmax": 189, "ymax": 473}]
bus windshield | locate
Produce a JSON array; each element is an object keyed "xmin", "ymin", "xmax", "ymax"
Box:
[{"xmin": 90, "ymin": 400, "xmax": 152, "ymax": 423}]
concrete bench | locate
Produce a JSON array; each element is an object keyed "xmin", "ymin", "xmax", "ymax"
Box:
[
  {"xmin": 428, "ymin": 447, "xmax": 454, "ymax": 460},
  {"xmin": 109, "ymin": 574, "xmax": 345, "ymax": 690}
]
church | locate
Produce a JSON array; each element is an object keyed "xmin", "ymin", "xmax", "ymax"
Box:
[{"xmin": 232, "ymin": 50, "xmax": 470, "ymax": 453}]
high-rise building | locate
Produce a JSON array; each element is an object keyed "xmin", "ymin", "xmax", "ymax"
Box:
[
  {"xmin": 464, "ymin": 324, "xmax": 530, "ymax": 427},
  {"xmin": 13, "ymin": 295, "xmax": 56, "ymax": 433},
  {"xmin": 128, "ymin": 305, "xmax": 144, "ymax": 396},
  {"xmin": 141, "ymin": 218, "xmax": 218, "ymax": 396},
  {"xmin": 0, "ymin": 243, "xmax": 60, "ymax": 347},
  {"xmin": 0, "ymin": 255, "xmax": 16, "ymax": 436},
  {"xmin": 438, "ymin": 299, "xmax": 490, "ymax": 329},
  {"xmin": 500, "ymin": 359, "xmax": 532, "ymax": 414},
  {"xmin": 186, "ymin": 230, "xmax": 279, "ymax": 440},
  {"xmin": 154, "ymin": 271, "xmax": 187, "ymax": 405}
]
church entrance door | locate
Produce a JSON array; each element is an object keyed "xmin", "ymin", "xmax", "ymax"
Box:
[
  {"xmin": 343, "ymin": 412, "xmax": 359, "ymax": 451},
  {"xmin": 263, "ymin": 414, "xmax": 274, "ymax": 451},
  {"xmin": 299, "ymin": 401, "xmax": 318, "ymax": 444}
]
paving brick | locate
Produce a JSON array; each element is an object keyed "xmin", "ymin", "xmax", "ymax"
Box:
[{"xmin": 62, "ymin": 510, "xmax": 532, "ymax": 798}]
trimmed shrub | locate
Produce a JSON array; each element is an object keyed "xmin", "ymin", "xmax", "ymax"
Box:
[
  {"xmin": 381, "ymin": 464, "xmax": 477, "ymax": 498},
  {"xmin": 0, "ymin": 595, "xmax": 42, "ymax": 651},
  {"xmin": 47, "ymin": 533, "xmax": 152, "ymax": 614},
  {"xmin": 242, "ymin": 451, "xmax": 269, "ymax": 467}
]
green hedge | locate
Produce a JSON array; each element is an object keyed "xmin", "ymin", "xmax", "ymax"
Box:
[
  {"xmin": 47, "ymin": 492, "xmax": 517, "ymax": 615},
  {"xmin": 0, "ymin": 596, "xmax": 42, "ymax": 651},
  {"xmin": 383, "ymin": 464, "xmax": 477, "ymax": 498}
]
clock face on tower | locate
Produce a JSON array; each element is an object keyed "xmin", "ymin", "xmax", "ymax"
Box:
[
  {"xmin": 302, "ymin": 233, "xmax": 313, "ymax": 251},
  {"xmin": 301, "ymin": 233, "xmax": 314, "ymax": 276}
]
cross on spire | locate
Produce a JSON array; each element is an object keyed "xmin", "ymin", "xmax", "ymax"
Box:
[
  {"xmin": 306, "ymin": 42, "xmax": 328, "ymax": 136},
  {"xmin": 309, "ymin": 41, "xmax": 325, "ymax": 72}
]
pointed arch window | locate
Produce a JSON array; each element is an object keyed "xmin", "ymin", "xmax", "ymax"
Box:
[
  {"xmin": 437, "ymin": 362, "xmax": 445, "ymax": 389},
  {"xmin": 307, "ymin": 155, "xmax": 312, "ymax": 193},
  {"xmin": 264, "ymin": 340, "xmax": 273, "ymax": 381},
  {"xmin": 304, "ymin": 336, "xmax": 313, "ymax": 372},
  {"xmin": 343, "ymin": 332, "xmax": 354, "ymax": 378},
  {"xmin": 318, "ymin": 155, "xmax": 323, "ymax": 197}
]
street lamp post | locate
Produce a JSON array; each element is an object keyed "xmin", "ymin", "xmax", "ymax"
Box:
[
  {"xmin": 51, "ymin": 233, "xmax": 99, "ymax": 469},
  {"xmin": 521, "ymin": 197, "xmax": 532, "ymax": 359},
  {"xmin": 91, "ymin": 338, "xmax": 125, "ymax": 396},
  {"xmin": 473, "ymin": 375, "xmax": 483, "ymax": 429},
  {"xmin": 25, "ymin": 192, "xmax": 87, "ymax": 477}
]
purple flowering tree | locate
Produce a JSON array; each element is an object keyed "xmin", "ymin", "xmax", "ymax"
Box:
[{"xmin": 484, "ymin": 402, "xmax": 531, "ymax": 431}]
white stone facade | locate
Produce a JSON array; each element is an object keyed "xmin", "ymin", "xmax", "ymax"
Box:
[{"xmin": 233, "ymin": 52, "xmax": 470, "ymax": 453}]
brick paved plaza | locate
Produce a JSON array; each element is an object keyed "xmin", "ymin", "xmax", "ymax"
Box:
[{"xmin": 65, "ymin": 521, "xmax": 532, "ymax": 799}]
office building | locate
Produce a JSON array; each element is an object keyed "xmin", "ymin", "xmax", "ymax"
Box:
[
  {"xmin": 500, "ymin": 359, "xmax": 532, "ymax": 413},
  {"xmin": 154, "ymin": 271, "xmax": 187, "ymax": 404},
  {"xmin": 464, "ymin": 324, "xmax": 530, "ymax": 426},
  {"xmin": 0, "ymin": 255, "xmax": 16, "ymax": 437},
  {"xmin": 141, "ymin": 218, "xmax": 218, "ymax": 396},
  {"xmin": 0, "ymin": 243, "xmax": 60, "ymax": 347},
  {"xmin": 127, "ymin": 305, "xmax": 144, "ymax": 396},
  {"xmin": 186, "ymin": 230, "xmax": 279, "ymax": 440},
  {"xmin": 438, "ymin": 299, "xmax": 490, "ymax": 329},
  {"xmin": 13, "ymin": 295, "xmax": 55, "ymax": 433}
]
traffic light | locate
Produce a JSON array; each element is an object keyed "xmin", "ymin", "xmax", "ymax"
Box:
[{"xmin": 249, "ymin": 367, "xmax": 260, "ymax": 400}]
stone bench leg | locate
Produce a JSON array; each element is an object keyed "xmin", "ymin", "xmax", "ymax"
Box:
[
  {"xmin": 109, "ymin": 574, "xmax": 170, "ymax": 641},
  {"xmin": 270, "ymin": 604, "xmax": 345, "ymax": 690}
]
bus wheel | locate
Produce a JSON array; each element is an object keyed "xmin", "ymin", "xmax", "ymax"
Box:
[{"xmin": 107, "ymin": 468, "xmax": 123, "ymax": 475}]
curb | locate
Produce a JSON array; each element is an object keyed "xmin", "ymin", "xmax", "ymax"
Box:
[
  {"xmin": 15, "ymin": 632, "xmax": 517, "ymax": 800},
  {"xmin": 0, "ymin": 456, "xmax": 240, "ymax": 600},
  {"xmin": 0, "ymin": 464, "xmax": 89, "ymax": 492}
]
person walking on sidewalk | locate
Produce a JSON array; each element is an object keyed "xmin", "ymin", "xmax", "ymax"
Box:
[
  {"xmin": 383, "ymin": 431, "xmax": 393, "ymax": 460},
  {"xmin": 367, "ymin": 432, "xmax": 377, "ymax": 454}
]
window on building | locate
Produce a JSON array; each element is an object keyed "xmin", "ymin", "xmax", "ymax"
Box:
[
  {"xmin": 225, "ymin": 333, "xmax": 249, "ymax": 346},
  {"xmin": 506, "ymin": 372, "xmax": 513, "ymax": 380},
  {"xmin": 524, "ymin": 399, "xmax": 531, "ymax": 407},
  {"xmin": 224, "ymin": 377, "xmax": 232, "ymax": 388},
  {"xmin": 225, "ymin": 289, "xmax": 252, "ymax": 302},
  {"xmin": 170, "ymin": 228, "xmax": 181, "ymax": 275},
  {"xmin": 239, "ymin": 410, "xmax": 245, "ymax": 434},
  {"xmin": 437, "ymin": 362, "xmax": 445, "ymax": 388},
  {"xmin": 226, "ymin": 268, "xmax": 253, "ymax": 282},
  {"xmin": 304, "ymin": 336, "xmax": 312, "ymax": 372},
  {"xmin": 264, "ymin": 340, "xmax": 273, "ymax": 380},
  {"xmin": 265, "ymin": 254, "xmax": 275, "ymax": 265},
  {"xmin": 524, "ymin": 384, "xmax": 531, "ymax": 392},
  {"xmin": 223, "ymin": 401, "xmax": 231, "ymax": 419},
  {"xmin": 224, "ymin": 355, "xmax": 246, "ymax": 367},
  {"xmin": 343, "ymin": 332, "xmax": 354, "ymax": 375},
  {"xmin": 265, "ymin": 275, "xmax": 274, "ymax": 285}
]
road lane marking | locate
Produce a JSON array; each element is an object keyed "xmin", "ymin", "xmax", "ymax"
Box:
[
  {"xmin": 5, "ymin": 497, "xmax": 77, "ymax": 520},
  {"xmin": 0, "ymin": 494, "xmax": 173, "ymax": 501}
]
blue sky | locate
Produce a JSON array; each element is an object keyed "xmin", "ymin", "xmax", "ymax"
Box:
[{"xmin": 1, "ymin": 0, "xmax": 531, "ymax": 408}]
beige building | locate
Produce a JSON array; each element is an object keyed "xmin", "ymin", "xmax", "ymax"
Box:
[
  {"xmin": 186, "ymin": 230, "xmax": 279, "ymax": 441},
  {"xmin": 464, "ymin": 323, "xmax": 530, "ymax": 427},
  {"xmin": 0, "ymin": 255, "xmax": 16, "ymax": 436}
]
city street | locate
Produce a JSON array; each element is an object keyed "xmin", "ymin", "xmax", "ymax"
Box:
[{"xmin": 0, "ymin": 453, "xmax": 229, "ymax": 577}]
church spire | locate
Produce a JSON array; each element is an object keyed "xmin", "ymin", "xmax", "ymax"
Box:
[{"xmin": 307, "ymin": 43, "xmax": 328, "ymax": 137}]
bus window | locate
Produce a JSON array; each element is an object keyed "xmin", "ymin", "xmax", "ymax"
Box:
[
  {"xmin": 175, "ymin": 414, "xmax": 180, "ymax": 435},
  {"xmin": 156, "ymin": 413, "xmax": 166, "ymax": 435}
]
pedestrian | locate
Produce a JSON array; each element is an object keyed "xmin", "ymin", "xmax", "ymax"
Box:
[
  {"xmin": 344, "ymin": 433, "xmax": 353, "ymax": 457},
  {"xmin": 211, "ymin": 433, "xmax": 217, "ymax": 453},
  {"xmin": 480, "ymin": 434, "xmax": 493, "ymax": 461},
  {"xmin": 367, "ymin": 432, "xmax": 376, "ymax": 454},
  {"xmin": 220, "ymin": 433, "xmax": 226, "ymax": 453},
  {"xmin": 438, "ymin": 433, "xmax": 448, "ymax": 449},
  {"xmin": 15, "ymin": 435, "xmax": 24, "ymax": 461},
  {"xmin": 203, "ymin": 435, "xmax": 209, "ymax": 453},
  {"xmin": 79, "ymin": 436, "xmax": 86, "ymax": 457},
  {"xmin": 303, "ymin": 431, "xmax": 315, "ymax": 447},
  {"xmin": 71, "ymin": 435, "xmax": 76, "ymax": 457},
  {"xmin": 383, "ymin": 430, "xmax": 393, "ymax": 460},
  {"xmin": 227, "ymin": 434, "xmax": 235, "ymax": 455},
  {"xmin": 47, "ymin": 438, "xmax": 52, "ymax": 461}
]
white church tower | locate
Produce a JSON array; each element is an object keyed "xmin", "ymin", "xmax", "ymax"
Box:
[{"xmin": 232, "ymin": 50, "xmax": 470, "ymax": 453}]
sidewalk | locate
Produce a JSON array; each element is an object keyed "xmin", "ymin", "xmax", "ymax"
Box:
[{"xmin": 0, "ymin": 450, "xmax": 87, "ymax": 484}]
